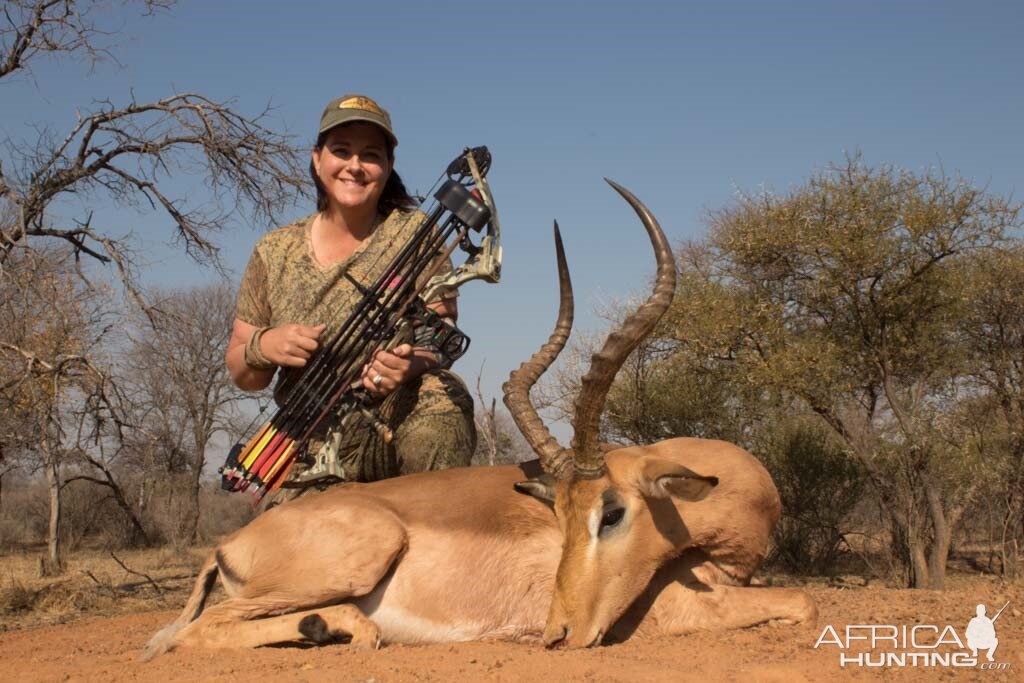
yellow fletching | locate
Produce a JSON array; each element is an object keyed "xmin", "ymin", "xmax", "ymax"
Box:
[
  {"xmin": 236, "ymin": 426, "xmax": 264, "ymax": 468},
  {"xmin": 238, "ymin": 422, "xmax": 271, "ymax": 467},
  {"xmin": 240, "ymin": 423, "xmax": 276, "ymax": 469}
]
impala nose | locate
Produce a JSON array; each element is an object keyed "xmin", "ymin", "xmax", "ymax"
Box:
[{"xmin": 543, "ymin": 625, "xmax": 568, "ymax": 649}]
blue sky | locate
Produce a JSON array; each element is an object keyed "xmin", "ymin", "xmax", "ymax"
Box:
[{"xmin": 3, "ymin": 0, "xmax": 1023, "ymax": 434}]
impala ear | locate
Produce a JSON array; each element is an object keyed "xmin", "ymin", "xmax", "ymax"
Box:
[
  {"xmin": 514, "ymin": 474, "xmax": 557, "ymax": 505},
  {"xmin": 637, "ymin": 456, "xmax": 718, "ymax": 501}
]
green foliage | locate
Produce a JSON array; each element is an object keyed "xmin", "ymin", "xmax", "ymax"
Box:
[
  {"xmin": 612, "ymin": 154, "xmax": 1023, "ymax": 586},
  {"xmin": 603, "ymin": 344, "xmax": 748, "ymax": 446},
  {"xmin": 956, "ymin": 246, "xmax": 1024, "ymax": 575},
  {"xmin": 705, "ymin": 155, "xmax": 1015, "ymax": 408},
  {"xmin": 761, "ymin": 420, "xmax": 865, "ymax": 574}
]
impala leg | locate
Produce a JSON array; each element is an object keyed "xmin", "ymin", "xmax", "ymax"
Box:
[
  {"xmin": 663, "ymin": 582, "xmax": 818, "ymax": 633},
  {"xmin": 173, "ymin": 599, "xmax": 382, "ymax": 650},
  {"xmin": 613, "ymin": 579, "xmax": 816, "ymax": 640},
  {"xmin": 611, "ymin": 551, "xmax": 817, "ymax": 641},
  {"xmin": 146, "ymin": 496, "xmax": 410, "ymax": 657}
]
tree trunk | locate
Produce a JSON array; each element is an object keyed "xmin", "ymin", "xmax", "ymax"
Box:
[
  {"xmin": 185, "ymin": 417, "xmax": 211, "ymax": 543},
  {"xmin": 184, "ymin": 435, "xmax": 206, "ymax": 543},
  {"xmin": 487, "ymin": 398, "xmax": 497, "ymax": 467},
  {"xmin": 880, "ymin": 484, "xmax": 926, "ymax": 588},
  {"xmin": 76, "ymin": 455, "xmax": 153, "ymax": 547},
  {"xmin": 43, "ymin": 459, "xmax": 62, "ymax": 575},
  {"xmin": 139, "ymin": 478, "xmax": 148, "ymax": 517},
  {"xmin": 109, "ymin": 481, "xmax": 151, "ymax": 547},
  {"xmin": 923, "ymin": 475, "xmax": 951, "ymax": 590},
  {"xmin": 185, "ymin": 466, "xmax": 202, "ymax": 543},
  {"xmin": 909, "ymin": 537, "xmax": 930, "ymax": 589},
  {"xmin": 890, "ymin": 502, "xmax": 930, "ymax": 589},
  {"xmin": 927, "ymin": 530, "xmax": 951, "ymax": 590}
]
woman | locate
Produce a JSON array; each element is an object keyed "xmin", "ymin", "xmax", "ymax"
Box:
[{"xmin": 225, "ymin": 94, "xmax": 476, "ymax": 494}]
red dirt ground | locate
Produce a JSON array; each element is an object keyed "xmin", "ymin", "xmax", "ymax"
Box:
[{"xmin": 1, "ymin": 576, "xmax": 1021, "ymax": 681}]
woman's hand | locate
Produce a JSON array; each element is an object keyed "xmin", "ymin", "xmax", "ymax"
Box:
[
  {"xmin": 361, "ymin": 343, "xmax": 437, "ymax": 398},
  {"xmin": 260, "ymin": 323, "xmax": 327, "ymax": 368}
]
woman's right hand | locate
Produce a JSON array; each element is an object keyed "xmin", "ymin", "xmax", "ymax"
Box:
[{"xmin": 259, "ymin": 323, "xmax": 327, "ymax": 368}]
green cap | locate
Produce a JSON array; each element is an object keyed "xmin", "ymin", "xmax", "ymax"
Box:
[{"xmin": 318, "ymin": 94, "xmax": 398, "ymax": 148}]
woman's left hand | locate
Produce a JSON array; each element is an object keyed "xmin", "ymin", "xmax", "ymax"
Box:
[{"xmin": 361, "ymin": 343, "xmax": 436, "ymax": 398}]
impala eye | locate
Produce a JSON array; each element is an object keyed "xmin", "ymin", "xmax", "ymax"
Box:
[{"xmin": 600, "ymin": 507, "xmax": 625, "ymax": 530}]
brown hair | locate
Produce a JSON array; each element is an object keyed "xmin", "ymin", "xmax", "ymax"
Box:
[{"xmin": 310, "ymin": 127, "xmax": 418, "ymax": 216}]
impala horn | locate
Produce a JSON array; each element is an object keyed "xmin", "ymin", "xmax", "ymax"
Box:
[
  {"xmin": 570, "ymin": 180, "xmax": 676, "ymax": 479},
  {"xmin": 503, "ymin": 222, "xmax": 575, "ymax": 480}
]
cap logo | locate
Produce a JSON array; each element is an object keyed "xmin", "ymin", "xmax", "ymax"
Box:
[{"xmin": 338, "ymin": 96, "xmax": 384, "ymax": 117}]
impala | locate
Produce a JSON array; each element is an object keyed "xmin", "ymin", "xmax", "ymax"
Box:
[{"xmin": 144, "ymin": 181, "xmax": 816, "ymax": 659}]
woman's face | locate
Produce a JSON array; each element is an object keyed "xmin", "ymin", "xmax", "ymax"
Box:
[{"xmin": 312, "ymin": 122, "xmax": 391, "ymax": 213}]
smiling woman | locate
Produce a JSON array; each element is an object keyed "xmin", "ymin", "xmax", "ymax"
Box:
[{"xmin": 224, "ymin": 94, "xmax": 477, "ymax": 503}]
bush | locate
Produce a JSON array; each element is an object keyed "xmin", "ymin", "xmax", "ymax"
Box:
[
  {"xmin": 761, "ymin": 420, "xmax": 865, "ymax": 575},
  {"xmin": 0, "ymin": 577, "xmax": 35, "ymax": 614},
  {"xmin": 0, "ymin": 470, "xmax": 254, "ymax": 555}
]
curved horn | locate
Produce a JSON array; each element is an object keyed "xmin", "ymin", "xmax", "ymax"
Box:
[
  {"xmin": 570, "ymin": 180, "xmax": 676, "ymax": 478},
  {"xmin": 502, "ymin": 222, "xmax": 574, "ymax": 480}
]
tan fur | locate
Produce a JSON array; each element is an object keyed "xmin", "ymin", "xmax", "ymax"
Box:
[
  {"xmin": 144, "ymin": 437, "xmax": 816, "ymax": 658},
  {"xmin": 542, "ymin": 439, "xmax": 795, "ymax": 647}
]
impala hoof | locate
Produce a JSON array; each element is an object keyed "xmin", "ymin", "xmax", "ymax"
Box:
[{"xmin": 298, "ymin": 614, "xmax": 332, "ymax": 643}]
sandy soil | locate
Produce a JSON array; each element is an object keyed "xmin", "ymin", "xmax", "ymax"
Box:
[{"xmin": 1, "ymin": 574, "xmax": 1021, "ymax": 681}]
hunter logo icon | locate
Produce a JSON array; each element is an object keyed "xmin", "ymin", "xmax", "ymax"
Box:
[{"xmin": 967, "ymin": 602, "xmax": 1007, "ymax": 662}]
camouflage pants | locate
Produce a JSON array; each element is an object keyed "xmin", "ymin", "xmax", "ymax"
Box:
[{"xmin": 263, "ymin": 369, "xmax": 476, "ymax": 508}]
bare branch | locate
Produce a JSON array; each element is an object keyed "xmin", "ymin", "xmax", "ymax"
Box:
[
  {"xmin": 0, "ymin": 0, "xmax": 175, "ymax": 80},
  {"xmin": 473, "ymin": 363, "xmax": 499, "ymax": 467},
  {"xmin": 7, "ymin": 92, "xmax": 307, "ymax": 254},
  {"xmin": 110, "ymin": 550, "xmax": 165, "ymax": 599},
  {"xmin": 82, "ymin": 569, "xmax": 118, "ymax": 598}
]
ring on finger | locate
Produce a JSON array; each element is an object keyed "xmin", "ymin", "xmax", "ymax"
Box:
[{"xmin": 372, "ymin": 373, "xmax": 384, "ymax": 388}]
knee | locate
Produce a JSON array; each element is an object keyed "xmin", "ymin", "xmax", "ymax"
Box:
[
  {"xmin": 393, "ymin": 408, "xmax": 477, "ymax": 474},
  {"xmin": 399, "ymin": 370, "xmax": 475, "ymax": 419}
]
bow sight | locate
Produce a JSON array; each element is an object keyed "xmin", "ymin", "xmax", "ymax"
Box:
[{"xmin": 220, "ymin": 146, "xmax": 501, "ymax": 500}]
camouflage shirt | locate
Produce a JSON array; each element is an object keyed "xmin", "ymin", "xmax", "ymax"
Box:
[{"xmin": 235, "ymin": 209, "xmax": 456, "ymax": 401}]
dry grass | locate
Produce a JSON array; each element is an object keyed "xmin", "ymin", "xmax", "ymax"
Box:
[{"xmin": 0, "ymin": 545, "xmax": 219, "ymax": 631}]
